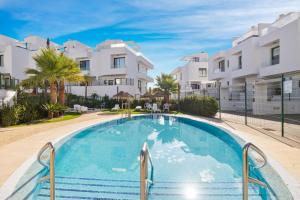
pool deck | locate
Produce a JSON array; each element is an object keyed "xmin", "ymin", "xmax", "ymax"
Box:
[{"xmin": 0, "ymin": 112, "xmax": 300, "ymax": 190}]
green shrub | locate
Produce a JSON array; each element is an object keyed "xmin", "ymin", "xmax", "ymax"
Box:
[
  {"xmin": 179, "ymin": 96, "xmax": 218, "ymax": 117},
  {"xmin": 0, "ymin": 104, "xmax": 21, "ymax": 126}
]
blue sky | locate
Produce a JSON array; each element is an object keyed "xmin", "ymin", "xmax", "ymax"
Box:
[{"xmin": 1, "ymin": 0, "xmax": 300, "ymax": 79}]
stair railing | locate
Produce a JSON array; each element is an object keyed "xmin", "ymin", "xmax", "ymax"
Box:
[
  {"xmin": 37, "ymin": 142, "xmax": 55, "ymax": 200},
  {"xmin": 243, "ymin": 143, "xmax": 267, "ymax": 200},
  {"xmin": 140, "ymin": 142, "xmax": 154, "ymax": 200}
]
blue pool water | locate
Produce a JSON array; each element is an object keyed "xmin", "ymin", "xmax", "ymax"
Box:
[{"xmin": 30, "ymin": 115, "xmax": 286, "ymax": 199}]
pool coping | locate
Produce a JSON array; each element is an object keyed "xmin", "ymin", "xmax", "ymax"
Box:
[{"xmin": 0, "ymin": 113, "xmax": 299, "ymax": 199}]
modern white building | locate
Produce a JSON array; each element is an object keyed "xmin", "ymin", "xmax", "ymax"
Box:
[
  {"xmin": 64, "ymin": 40, "xmax": 153, "ymax": 98},
  {"xmin": 171, "ymin": 52, "xmax": 215, "ymax": 98},
  {"xmin": 208, "ymin": 12, "xmax": 300, "ymax": 114},
  {"xmin": 0, "ymin": 35, "xmax": 154, "ymax": 99}
]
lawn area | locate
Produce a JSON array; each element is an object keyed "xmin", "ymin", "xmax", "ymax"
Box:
[{"xmin": 12, "ymin": 112, "xmax": 82, "ymax": 127}]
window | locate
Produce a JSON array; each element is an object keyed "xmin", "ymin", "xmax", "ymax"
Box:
[
  {"xmin": 0, "ymin": 55, "xmax": 3, "ymax": 67},
  {"xmin": 238, "ymin": 55, "xmax": 242, "ymax": 69},
  {"xmin": 115, "ymin": 78, "xmax": 121, "ymax": 85},
  {"xmin": 192, "ymin": 57, "xmax": 200, "ymax": 62},
  {"xmin": 218, "ymin": 60, "xmax": 225, "ymax": 72},
  {"xmin": 138, "ymin": 80, "xmax": 142, "ymax": 92},
  {"xmin": 191, "ymin": 84, "xmax": 200, "ymax": 90},
  {"xmin": 108, "ymin": 80, "xmax": 114, "ymax": 85},
  {"xmin": 199, "ymin": 68, "xmax": 207, "ymax": 77},
  {"xmin": 113, "ymin": 57, "xmax": 125, "ymax": 68},
  {"xmin": 271, "ymin": 46, "xmax": 280, "ymax": 65},
  {"xmin": 227, "ymin": 60, "xmax": 229, "ymax": 68},
  {"xmin": 79, "ymin": 60, "xmax": 90, "ymax": 71}
]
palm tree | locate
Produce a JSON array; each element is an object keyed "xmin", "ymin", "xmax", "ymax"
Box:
[
  {"xmin": 57, "ymin": 54, "xmax": 83, "ymax": 104},
  {"xmin": 155, "ymin": 73, "xmax": 178, "ymax": 103},
  {"xmin": 24, "ymin": 48, "xmax": 83, "ymax": 104}
]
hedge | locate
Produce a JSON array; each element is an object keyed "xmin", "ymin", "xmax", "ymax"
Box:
[{"xmin": 179, "ymin": 95, "xmax": 218, "ymax": 117}]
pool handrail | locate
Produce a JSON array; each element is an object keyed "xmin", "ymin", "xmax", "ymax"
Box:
[
  {"xmin": 140, "ymin": 142, "xmax": 154, "ymax": 200},
  {"xmin": 243, "ymin": 143, "xmax": 267, "ymax": 200},
  {"xmin": 37, "ymin": 142, "xmax": 55, "ymax": 200}
]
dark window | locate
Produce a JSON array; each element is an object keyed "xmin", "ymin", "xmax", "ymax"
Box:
[
  {"xmin": 199, "ymin": 68, "xmax": 207, "ymax": 77},
  {"xmin": 227, "ymin": 60, "xmax": 229, "ymax": 68},
  {"xmin": 193, "ymin": 57, "xmax": 200, "ymax": 62},
  {"xmin": 108, "ymin": 80, "xmax": 114, "ymax": 85},
  {"xmin": 227, "ymin": 81, "xmax": 229, "ymax": 86},
  {"xmin": 191, "ymin": 84, "xmax": 200, "ymax": 90},
  {"xmin": 218, "ymin": 60, "xmax": 225, "ymax": 72},
  {"xmin": 207, "ymin": 84, "xmax": 211, "ymax": 88},
  {"xmin": 113, "ymin": 57, "xmax": 125, "ymax": 68},
  {"xmin": 79, "ymin": 60, "xmax": 90, "ymax": 71},
  {"xmin": 271, "ymin": 46, "xmax": 280, "ymax": 65},
  {"xmin": 0, "ymin": 55, "xmax": 3, "ymax": 66},
  {"xmin": 238, "ymin": 55, "xmax": 242, "ymax": 69},
  {"xmin": 138, "ymin": 80, "xmax": 142, "ymax": 92}
]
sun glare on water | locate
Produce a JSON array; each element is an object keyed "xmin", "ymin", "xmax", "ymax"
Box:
[{"xmin": 183, "ymin": 185, "xmax": 197, "ymax": 199}]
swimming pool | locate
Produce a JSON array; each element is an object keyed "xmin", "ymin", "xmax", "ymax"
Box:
[{"xmin": 3, "ymin": 115, "xmax": 293, "ymax": 199}]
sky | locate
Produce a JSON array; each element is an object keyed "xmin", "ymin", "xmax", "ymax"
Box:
[{"xmin": 1, "ymin": 0, "xmax": 300, "ymax": 79}]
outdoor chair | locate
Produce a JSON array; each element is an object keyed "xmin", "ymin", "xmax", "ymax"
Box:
[
  {"xmin": 152, "ymin": 103, "xmax": 161, "ymax": 113},
  {"xmin": 112, "ymin": 104, "xmax": 120, "ymax": 111},
  {"xmin": 163, "ymin": 103, "xmax": 170, "ymax": 113}
]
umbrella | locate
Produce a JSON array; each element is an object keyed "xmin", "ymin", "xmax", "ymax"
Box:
[
  {"xmin": 140, "ymin": 92, "xmax": 154, "ymax": 100},
  {"xmin": 112, "ymin": 91, "xmax": 134, "ymax": 100}
]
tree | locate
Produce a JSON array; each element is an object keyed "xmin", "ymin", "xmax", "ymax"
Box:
[
  {"xmin": 155, "ymin": 73, "xmax": 178, "ymax": 102},
  {"xmin": 24, "ymin": 48, "xmax": 83, "ymax": 104},
  {"xmin": 57, "ymin": 54, "xmax": 83, "ymax": 105}
]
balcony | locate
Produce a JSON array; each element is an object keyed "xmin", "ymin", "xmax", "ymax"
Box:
[
  {"xmin": 231, "ymin": 66, "xmax": 258, "ymax": 79},
  {"xmin": 209, "ymin": 68, "xmax": 228, "ymax": 80},
  {"xmin": 137, "ymin": 72, "xmax": 153, "ymax": 82}
]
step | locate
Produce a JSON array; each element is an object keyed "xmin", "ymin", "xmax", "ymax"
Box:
[{"xmin": 36, "ymin": 176, "xmax": 263, "ymax": 200}]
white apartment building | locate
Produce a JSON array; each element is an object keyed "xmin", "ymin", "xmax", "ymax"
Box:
[
  {"xmin": 208, "ymin": 12, "xmax": 300, "ymax": 114},
  {"xmin": 64, "ymin": 40, "xmax": 153, "ymax": 98},
  {"xmin": 171, "ymin": 52, "xmax": 215, "ymax": 98},
  {"xmin": 0, "ymin": 35, "xmax": 154, "ymax": 100}
]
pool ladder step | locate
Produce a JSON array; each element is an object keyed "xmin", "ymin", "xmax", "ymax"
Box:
[{"xmin": 36, "ymin": 176, "xmax": 263, "ymax": 200}]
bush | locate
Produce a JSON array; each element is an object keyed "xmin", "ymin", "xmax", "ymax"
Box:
[
  {"xmin": 179, "ymin": 96, "xmax": 218, "ymax": 117},
  {"xmin": 0, "ymin": 104, "xmax": 21, "ymax": 126}
]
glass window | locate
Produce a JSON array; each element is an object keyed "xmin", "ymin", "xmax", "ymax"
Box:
[
  {"xmin": 115, "ymin": 78, "xmax": 121, "ymax": 85},
  {"xmin": 113, "ymin": 57, "xmax": 125, "ymax": 68},
  {"xmin": 108, "ymin": 80, "xmax": 114, "ymax": 85},
  {"xmin": 191, "ymin": 84, "xmax": 200, "ymax": 90},
  {"xmin": 227, "ymin": 60, "xmax": 229, "ymax": 68},
  {"xmin": 79, "ymin": 60, "xmax": 90, "ymax": 71},
  {"xmin": 218, "ymin": 60, "xmax": 225, "ymax": 72},
  {"xmin": 271, "ymin": 46, "xmax": 280, "ymax": 65},
  {"xmin": 238, "ymin": 55, "xmax": 242, "ymax": 69},
  {"xmin": 199, "ymin": 68, "xmax": 207, "ymax": 77},
  {"xmin": 192, "ymin": 57, "xmax": 200, "ymax": 62},
  {"xmin": 0, "ymin": 55, "xmax": 3, "ymax": 66}
]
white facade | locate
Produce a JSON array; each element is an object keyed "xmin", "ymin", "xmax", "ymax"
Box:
[
  {"xmin": 208, "ymin": 12, "xmax": 300, "ymax": 114},
  {"xmin": 171, "ymin": 52, "xmax": 215, "ymax": 98},
  {"xmin": 0, "ymin": 35, "xmax": 154, "ymax": 98}
]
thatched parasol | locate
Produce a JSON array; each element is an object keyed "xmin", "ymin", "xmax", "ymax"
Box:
[{"xmin": 112, "ymin": 91, "xmax": 134, "ymax": 100}]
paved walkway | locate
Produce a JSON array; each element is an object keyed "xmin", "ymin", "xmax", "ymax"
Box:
[{"xmin": 0, "ymin": 112, "xmax": 299, "ymax": 188}]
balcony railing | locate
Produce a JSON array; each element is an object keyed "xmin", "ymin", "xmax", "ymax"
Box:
[
  {"xmin": 66, "ymin": 78, "xmax": 134, "ymax": 86},
  {"xmin": 0, "ymin": 73, "xmax": 19, "ymax": 90}
]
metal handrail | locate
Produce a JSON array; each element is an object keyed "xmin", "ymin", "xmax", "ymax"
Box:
[
  {"xmin": 140, "ymin": 142, "xmax": 154, "ymax": 200},
  {"xmin": 37, "ymin": 142, "xmax": 55, "ymax": 200},
  {"xmin": 243, "ymin": 143, "xmax": 267, "ymax": 200}
]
